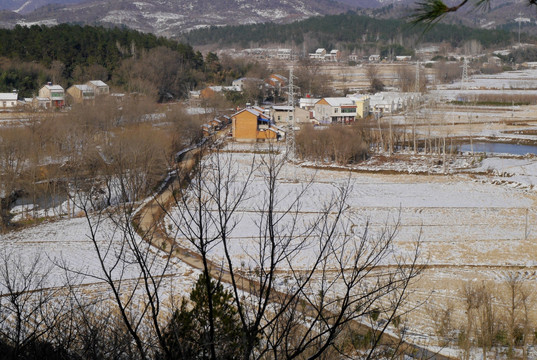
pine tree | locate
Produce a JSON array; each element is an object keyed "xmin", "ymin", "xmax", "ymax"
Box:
[{"xmin": 163, "ymin": 274, "xmax": 244, "ymax": 360}]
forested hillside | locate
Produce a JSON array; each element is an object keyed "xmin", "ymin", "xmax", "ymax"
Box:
[
  {"xmin": 0, "ymin": 24, "xmax": 243, "ymax": 100},
  {"xmin": 183, "ymin": 12, "xmax": 526, "ymax": 52}
]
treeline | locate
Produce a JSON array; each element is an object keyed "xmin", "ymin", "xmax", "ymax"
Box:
[
  {"xmin": 0, "ymin": 24, "xmax": 248, "ymax": 100},
  {"xmin": 296, "ymin": 124, "xmax": 369, "ymax": 164},
  {"xmin": 0, "ymin": 24, "xmax": 197, "ymax": 74},
  {"xmin": 0, "ymin": 99, "xmax": 203, "ymax": 229},
  {"xmin": 182, "ymin": 12, "xmax": 520, "ymax": 53}
]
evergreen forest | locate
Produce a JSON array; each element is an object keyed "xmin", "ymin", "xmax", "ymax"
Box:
[
  {"xmin": 0, "ymin": 24, "xmax": 245, "ymax": 100},
  {"xmin": 183, "ymin": 11, "xmax": 528, "ymax": 54}
]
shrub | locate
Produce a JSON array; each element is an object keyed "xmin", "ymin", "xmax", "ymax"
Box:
[{"xmin": 296, "ymin": 124, "xmax": 369, "ymax": 165}]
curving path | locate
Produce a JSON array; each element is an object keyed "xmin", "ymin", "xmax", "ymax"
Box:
[{"xmin": 133, "ymin": 132, "xmax": 456, "ymax": 360}]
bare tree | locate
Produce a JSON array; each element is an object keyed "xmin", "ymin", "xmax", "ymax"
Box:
[
  {"xmin": 503, "ymin": 273, "xmax": 532, "ymax": 359},
  {"xmin": 0, "ymin": 252, "xmax": 64, "ymax": 359},
  {"xmin": 397, "ymin": 65, "xmax": 414, "ymax": 93},
  {"xmin": 366, "ymin": 65, "xmax": 385, "ymax": 93},
  {"xmin": 163, "ymin": 146, "xmax": 423, "ymax": 359},
  {"xmin": 426, "ymin": 301, "xmax": 454, "ymax": 347},
  {"xmin": 295, "ymin": 59, "xmax": 335, "ymax": 97},
  {"xmin": 411, "ymin": 0, "xmax": 537, "ymax": 27}
]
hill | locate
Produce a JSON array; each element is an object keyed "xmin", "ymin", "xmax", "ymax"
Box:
[
  {"xmin": 182, "ymin": 12, "xmax": 525, "ymax": 53},
  {"xmin": 0, "ymin": 24, "xmax": 211, "ymax": 99},
  {"xmin": 0, "ymin": 0, "xmax": 351, "ymax": 36},
  {"xmin": 0, "ymin": 0, "xmax": 84, "ymax": 13}
]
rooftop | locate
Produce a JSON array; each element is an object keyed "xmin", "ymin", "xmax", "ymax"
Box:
[
  {"xmin": 88, "ymin": 80, "xmax": 108, "ymax": 87},
  {"xmin": 272, "ymin": 105, "xmax": 294, "ymax": 111},
  {"xmin": 72, "ymin": 84, "xmax": 94, "ymax": 91},
  {"xmin": 0, "ymin": 93, "xmax": 18, "ymax": 101},
  {"xmin": 44, "ymin": 84, "xmax": 64, "ymax": 91}
]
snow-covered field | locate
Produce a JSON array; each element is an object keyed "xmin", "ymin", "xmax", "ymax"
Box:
[
  {"xmin": 165, "ymin": 144, "xmax": 537, "ymax": 356},
  {"xmin": 6, "ymin": 63, "xmax": 537, "ymax": 354},
  {"xmin": 0, "ymin": 215, "xmax": 199, "ymax": 302},
  {"xmin": 3, "ymin": 138, "xmax": 537, "ymax": 356},
  {"xmin": 167, "ymin": 147, "xmax": 535, "ymax": 262}
]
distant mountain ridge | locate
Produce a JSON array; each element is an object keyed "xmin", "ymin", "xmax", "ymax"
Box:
[
  {"xmin": 0, "ymin": 0, "xmax": 83, "ymax": 13},
  {"xmin": 0, "ymin": 0, "xmax": 534, "ymax": 36},
  {"xmin": 0, "ymin": 0, "xmax": 351, "ymax": 35}
]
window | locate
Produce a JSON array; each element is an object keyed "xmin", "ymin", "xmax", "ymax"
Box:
[{"xmin": 334, "ymin": 108, "xmax": 338, "ymax": 113}]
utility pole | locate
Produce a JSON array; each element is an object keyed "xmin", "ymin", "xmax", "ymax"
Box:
[
  {"xmin": 287, "ymin": 68, "xmax": 298, "ymax": 160},
  {"xmin": 415, "ymin": 60, "xmax": 420, "ymax": 93},
  {"xmin": 515, "ymin": 15, "xmax": 530, "ymax": 47},
  {"xmin": 461, "ymin": 58, "xmax": 469, "ymax": 90}
]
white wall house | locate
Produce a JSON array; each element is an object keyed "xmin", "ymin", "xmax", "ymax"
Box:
[
  {"xmin": 369, "ymin": 55, "xmax": 381, "ymax": 62},
  {"xmin": 299, "ymin": 97, "xmax": 320, "ymax": 110},
  {"xmin": 39, "ymin": 84, "xmax": 65, "ymax": 108},
  {"xmin": 0, "ymin": 92, "xmax": 18, "ymax": 109},
  {"xmin": 314, "ymin": 96, "xmax": 370, "ymax": 124},
  {"xmin": 309, "ymin": 48, "xmax": 327, "ymax": 60},
  {"xmin": 369, "ymin": 92, "xmax": 418, "ymax": 115},
  {"xmin": 277, "ymin": 49, "xmax": 293, "ymax": 60}
]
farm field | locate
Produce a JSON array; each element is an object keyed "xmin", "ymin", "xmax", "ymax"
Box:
[
  {"xmin": 165, "ymin": 145, "xmax": 537, "ymax": 356},
  {"xmin": 4, "ymin": 67, "xmax": 537, "ymax": 357},
  {"xmin": 0, "ymin": 215, "xmax": 200, "ymax": 310}
]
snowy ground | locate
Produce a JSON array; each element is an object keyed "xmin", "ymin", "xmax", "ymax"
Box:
[
  {"xmin": 5, "ymin": 67, "xmax": 537, "ymax": 357},
  {"xmin": 382, "ymin": 68, "xmax": 537, "ymax": 144},
  {"xmin": 3, "ymin": 140, "xmax": 537, "ymax": 357},
  {"xmin": 0, "ymin": 215, "xmax": 200, "ymax": 305},
  {"xmin": 165, "ymin": 144, "xmax": 537, "ymax": 358}
]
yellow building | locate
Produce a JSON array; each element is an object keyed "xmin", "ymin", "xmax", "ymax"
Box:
[
  {"xmin": 355, "ymin": 96, "xmax": 370, "ymax": 119},
  {"xmin": 231, "ymin": 108, "xmax": 282, "ymax": 142}
]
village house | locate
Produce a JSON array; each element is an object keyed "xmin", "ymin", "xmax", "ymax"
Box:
[
  {"xmin": 326, "ymin": 50, "xmax": 341, "ymax": 62},
  {"xmin": 369, "ymin": 55, "xmax": 381, "ymax": 62},
  {"xmin": 309, "ymin": 48, "xmax": 327, "ymax": 60},
  {"xmin": 38, "ymin": 83, "xmax": 65, "ymax": 108},
  {"xmin": 484, "ymin": 56, "xmax": 502, "ymax": 68},
  {"xmin": 208, "ymin": 117, "xmax": 222, "ymax": 130},
  {"xmin": 232, "ymin": 77, "xmax": 263, "ymax": 91},
  {"xmin": 265, "ymin": 74, "xmax": 287, "ymax": 89},
  {"xmin": 313, "ymin": 96, "xmax": 370, "ymax": 124},
  {"xmin": 270, "ymin": 106, "xmax": 312, "ymax": 126},
  {"xmin": 348, "ymin": 54, "xmax": 361, "ymax": 62},
  {"xmin": 277, "ymin": 49, "xmax": 293, "ymax": 60},
  {"xmin": 395, "ymin": 56, "xmax": 412, "ymax": 62},
  {"xmin": 33, "ymin": 97, "xmax": 52, "ymax": 109},
  {"xmin": 264, "ymin": 74, "xmax": 287, "ymax": 99},
  {"xmin": 231, "ymin": 107, "xmax": 283, "ymax": 142},
  {"xmin": 86, "ymin": 80, "xmax": 110, "ymax": 96},
  {"xmin": 299, "ymin": 97, "xmax": 320, "ymax": 110},
  {"xmin": 416, "ymin": 45, "xmax": 440, "ymax": 60},
  {"xmin": 309, "ymin": 48, "xmax": 341, "ymax": 62},
  {"xmin": 66, "ymin": 84, "xmax": 95, "ymax": 104},
  {"xmin": 0, "ymin": 91, "xmax": 18, "ymax": 109},
  {"xmin": 189, "ymin": 90, "xmax": 201, "ymax": 99},
  {"xmin": 203, "ymin": 115, "xmax": 232, "ymax": 135},
  {"xmin": 522, "ymin": 62, "xmax": 537, "ymax": 69},
  {"xmin": 369, "ymin": 92, "xmax": 418, "ymax": 116},
  {"xmin": 200, "ymin": 85, "xmax": 241, "ymax": 99}
]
